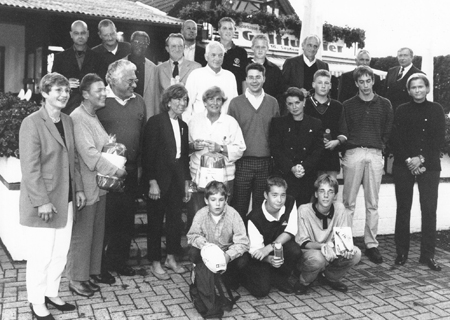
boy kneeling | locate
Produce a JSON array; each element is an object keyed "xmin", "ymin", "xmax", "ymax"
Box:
[
  {"xmin": 295, "ymin": 174, "xmax": 361, "ymax": 295},
  {"xmin": 187, "ymin": 181, "xmax": 249, "ymax": 317},
  {"xmin": 242, "ymin": 176, "xmax": 302, "ymax": 297}
]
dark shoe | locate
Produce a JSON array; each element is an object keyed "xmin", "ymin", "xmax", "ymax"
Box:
[
  {"xmin": 114, "ymin": 265, "xmax": 136, "ymax": 276},
  {"xmin": 30, "ymin": 304, "xmax": 55, "ymax": 320},
  {"xmin": 86, "ymin": 280, "xmax": 100, "ymax": 292},
  {"xmin": 69, "ymin": 281, "xmax": 94, "ymax": 297},
  {"xmin": 419, "ymin": 257, "xmax": 442, "ymax": 271},
  {"xmin": 294, "ymin": 281, "xmax": 309, "ymax": 295},
  {"xmin": 318, "ymin": 273, "xmax": 348, "ymax": 292},
  {"xmin": 365, "ymin": 247, "xmax": 383, "ymax": 264},
  {"xmin": 274, "ymin": 280, "xmax": 294, "ymax": 294},
  {"xmin": 395, "ymin": 254, "xmax": 408, "ymax": 266},
  {"xmin": 45, "ymin": 297, "xmax": 76, "ymax": 311},
  {"xmin": 91, "ymin": 272, "xmax": 116, "ymax": 284}
]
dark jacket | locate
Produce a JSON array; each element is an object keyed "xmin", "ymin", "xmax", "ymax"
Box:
[
  {"xmin": 338, "ymin": 70, "xmax": 382, "ymax": 103},
  {"xmin": 385, "ymin": 65, "xmax": 424, "ymax": 111},
  {"xmin": 282, "ymin": 55, "xmax": 329, "ymax": 90}
]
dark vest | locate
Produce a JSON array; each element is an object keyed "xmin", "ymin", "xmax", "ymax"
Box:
[{"xmin": 247, "ymin": 195, "xmax": 296, "ymax": 245}]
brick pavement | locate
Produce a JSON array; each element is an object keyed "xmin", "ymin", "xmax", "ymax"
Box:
[{"xmin": 1, "ymin": 235, "xmax": 450, "ymax": 320}]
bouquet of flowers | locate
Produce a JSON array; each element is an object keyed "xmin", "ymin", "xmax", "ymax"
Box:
[{"xmin": 96, "ymin": 134, "xmax": 127, "ymax": 191}]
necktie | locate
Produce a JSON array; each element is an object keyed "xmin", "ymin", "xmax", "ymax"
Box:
[
  {"xmin": 172, "ymin": 61, "xmax": 179, "ymax": 78},
  {"xmin": 397, "ymin": 67, "xmax": 404, "ymax": 81}
]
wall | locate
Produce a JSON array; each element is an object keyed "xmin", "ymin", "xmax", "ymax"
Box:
[{"xmin": 0, "ymin": 23, "xmax": 25, "ymax": 93}]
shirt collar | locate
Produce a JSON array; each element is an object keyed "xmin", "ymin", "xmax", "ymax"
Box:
[
  {"xmin": 261, "ymin": 200, "xmax": 286, "ymax": 222},
  {"xmin": 312, "ymin": 202, "xmax": 335, "ymax": 229},
  {"xmin": 185, "ymin": 43, "xmax": 195, "ymax": 50},
  {"xmin": 106, "ymin": 85, "xmax": 136, "ymax": 105},
  {"xmin": 303, "ymin": 54, "xmax": 317, "ymax": 67},
  {"xmin": 402, "ymin": 63, "xmax": 413, "ymax": 75},
  {"xmin": 109, "ymin": 43, "xmax": 118, "ymax": 55},
  {"xmin": 205, "ymin": 64, "xmax": 223, "ymax": 75},
  {"xmin": 245, "ymin": 88, "xmax": 265, "ymax": 100},
  {"xmin": 170, "ymin": 57, "xmax": 184, "ymax": 65}
]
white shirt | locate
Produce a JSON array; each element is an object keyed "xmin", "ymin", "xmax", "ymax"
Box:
[
  {"xmin": 184, "ymin": 43, "xmax": 196, "ymax": 62},
  {"xmin": 247, "ymin": 200, "xmax": 298, "ymax": 254},
  {"xmin": 244, "ymin": 88, "xmax": 265, "ymax": 110},
  {"xmin": 188, "ymin": 110, "xmax": 246, "ymax": 181},
  {"xmin": 303, "ymin": 54, "xmax": 317, "ymax": 67},
  {"xmin": 170, "ymin": 117, "xmax": 181, "ymax": 159},
  {"xmin": 398, "ymin": 63, "xmax": 413, "ymax": 80},
  {"xmin": 184, "ymin": 65, "xmax": 238, "ymax": 124},
  {"xmin": 109, "ymin": 44, "xmax": 118, "ymax": 55},
  {"xmin": 106, "ymin": 85, "xmax": 135, "ymax": 106}
]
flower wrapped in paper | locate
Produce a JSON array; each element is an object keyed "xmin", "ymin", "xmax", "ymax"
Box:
[
  {"xmin": 194, "ymin": 151, "xmax": 227, "ymax": 191},
  {"xmin": 96, "ymin": 134, "xmax": 127, "ymax": 191}
]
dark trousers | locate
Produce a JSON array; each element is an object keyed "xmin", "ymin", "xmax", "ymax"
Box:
[
  {"xmin": 232, "ymin": 157, "xmax": 271, "ymax": 220},
  {"xmin": 394, "ymin": 166, "xmax": 440, "ymax": 259},
  {"xmin": 147, "ymin": 165, "xmax": 184, "ymax": 261},
  {"xmin": 241, "ymin": 240, "xmax": 301, "ymax": 297},
  {"xmin": 103, "ymin": 170, "xmax": 138, "ymax": 271},
  {"xmin": 285, "ymin": 173, "xmax": 316, "ymax": 208}
]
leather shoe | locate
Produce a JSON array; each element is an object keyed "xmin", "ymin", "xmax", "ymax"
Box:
[
  {"xmin": 318, "ymin": 273, "xmax": 348, "ymax": 292},
  {"xmin": 86, "ymin": 280, "xmax": 100, "ymax": 292},
  {"xmin": 395, "ymin": 254, "xmax": 408, "ymax": 266},
  {"xmin": 294, "ymin": 281, "xmax": 309, "ymax": 295},
  {"xmin": 365, "ymin": 247, "xmax": 383, "ymax": 264},
  {"xmin": 274, "ymin": 280, "xmax": 294, "ymax": 294},
  {"xmin": 69, "ymin": 281, "xmax": 94, "ymax": 297},
  {"xmin": 114, "ymin": 266, "xmax": 136, "ymax": 276},
  {"xmin": 45, "ymin": 297, "xmax": 76, "ymax": 311},
  {"xmin": 419, "ymin": 257, "xmax": 442, "ymax": 271},
  {"xmin": 150, "ymin": 266, "xmax": 170, "ymax": 280},
  {"xmin": 91, "ymin": 272, "xmax": 115, "ymax": 285},
  {"xmin": 165, "ymin": 261, "xmax": 187, "ymax": 274},
  {"xmin": 30, "ymin": 304, "xmax": 55, "ymax": 320}
]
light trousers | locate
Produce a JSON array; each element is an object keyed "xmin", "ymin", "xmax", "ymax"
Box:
[
  {"xmin": 25, "ymin": 203, "xmax": 73, "ymax": 304},
  {"xmin": 342, "ymin": 148, "xmax": 384, "ymax": 248},
  {"xmin": 66, "ymin": 195, "xmax": 106, "ymax": 281}
]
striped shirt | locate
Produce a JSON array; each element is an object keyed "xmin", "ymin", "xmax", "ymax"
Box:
[{"xmin": 339, "ymin": 94, "xmax": 393, "ymax": 150}]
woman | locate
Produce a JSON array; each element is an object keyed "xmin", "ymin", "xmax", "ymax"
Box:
[
  {"xmin": 19, "ymin": 73, "xmax": 86, "ymax": 320},
  {"xmin": 143, "ymin": 84, "xmax": 192, "ymax": 279},
  {"xmin": 269, "ymin": 87, "xmax": 324, "ymax": 207},
  {"xmin": 66, "ymin": 74, "xmax": 127, "ymax": 297},
  {"xmin": 187, "ymin": 86, "xmax": 246, "ymax": 225},
  {"xmin": 391, "ymin": 73, "xmax": 446, "ymax": 271}
]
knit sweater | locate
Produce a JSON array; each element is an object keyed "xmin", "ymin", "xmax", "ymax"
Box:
[
  {"xmin": 228, "ymin": 94, "xmax": 279, "ymax": 157},
  {"xmin": 71, "ymin": 105, "xmax": 119, "ymax": 205}
]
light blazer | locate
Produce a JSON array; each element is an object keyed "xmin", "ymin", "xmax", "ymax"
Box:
[
  {"xmin": 282, "ymin": 54, "xmax": 329, "ymax": 90},
  {"xmin": 19, "ymin": 107, "xmax": 83, "ymax": 228},
  {"xmin": 385, "ymin": 64, "xmax": 423, "ymax": 111},
  {"xmin": 157, "ymin": 59, "xmax": 201, "ymax": 92},
  {"xmin": 124, "ymin": 55, "xmax": 160, "ymax": 120},
  {"xmin": 142, "ymin": 112, "xmax": 190, "ymax": 197}
]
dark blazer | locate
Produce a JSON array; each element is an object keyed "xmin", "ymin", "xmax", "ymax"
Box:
[
  {"xmin": 92, "ymin": 41, "xmax": 131, "ymax": 74},
  {"xmin": 52, "ymin": 47, "xmax": 107, "ymax": 115},
  {"xmin": 194, "ymin": 44, "xmax": 207, "ymax": 67},
  {"xmin": 385, "ymin": 65, "xmax": 424, "ymax": 111},
  {"xmin": 282, "ymin": 55, "xmax": 329, "ymax": 90},
  {"xmin": 19, "ymin": 107, "xmax": 83, "ymax": 228},
  {"xmin": 269, "ymin": 113, "xmax": 324, "ymax": 177},
  {"xmin": 142, "ymin": 112, "xmax": 190, "ymax": 197},
  {"xmin": 338, "ymin": 70, "xmax": 382, "ymax": 103}
]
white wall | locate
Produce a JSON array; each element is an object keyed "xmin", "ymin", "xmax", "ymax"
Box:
[{"xmin": 0, "ymin": 23, "xmax": 25, "ymax": 93}]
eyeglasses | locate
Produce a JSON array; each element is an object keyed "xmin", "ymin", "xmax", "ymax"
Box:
[
  {"xmin": 132, "ymin": 40, "xmax": 149, "ymax": 47},
  {"xmin": 247, "ymin": 76, "xmax": 263, "ymax": 81},
  {"xmin": 318, "ymin": 189, "xmax": 335, "ymax": 196},
  {"xmin": 125, "ymin": 78, "xmax": 139, "ymax": 86}
]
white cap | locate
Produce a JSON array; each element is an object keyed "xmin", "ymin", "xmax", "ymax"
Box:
[{"xmin": 201, "ymin": 243, "xmax": 227, "ymax": 274}]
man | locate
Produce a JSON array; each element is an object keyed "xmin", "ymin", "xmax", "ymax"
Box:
[
  {"xmin": 228, "ymin": 63, "xmax": 279, "ymax": 220},
  {"xmin": 157, "ymin": 33, "xmax": 200, "ymax": 94},
  {"xmin": 295, "ymin": 174, "xmax": 361, "ymax": 295},
  {"xmin": 96, "ymin": 60, "xmax": 147, "ymax": 279},
  {"xmin": 282, "ymin": 35, "xmax": 329, "ymax": 97},
  {"xmin": 52, "ymin": 20, "xmax": 106, "ymax": 115},
  {"xmin": 338, "ymin": 50, "xmax": 382, "ymax": 103},
  {"xmin": 124, "ymin": 31, "xmax": 159, "ymax": 119},
  {"xmin": 184, "ymin": 41, "xmax": 238, "ymax": 124},
  {"xmin": 385, "ymin": 47, "xmax": 424, "ymax": 111},
  {"xmin": 92, "ymin": 19, "xmax": 131, "ymax": 72},
  {"xmin": 390, "ymin": 73, "xmax": 445, "ymax": 271},
  {"xmin": 251, "ymin": 34, "xmax": 287, "ymax": 114},
  {"xmin": 181, "ymin": 20, "xmax": 207, "ymax": 67},
  {"xmin": 242, "ymin": 176, "xmax": 301, "ymax": 297},
  {"xmin": 305, "ymin": 69, "xmax": 343, "ymax": 178},
  {"xmin": 339, "ymin": 66, "xmax": 393, "ymax": 264},
  {"xmin": 218, "ymin": 17, "xmax": 248, "ymax": 95}
]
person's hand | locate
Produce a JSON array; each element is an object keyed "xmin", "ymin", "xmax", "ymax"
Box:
[
  {"xmin": 206, "ymin": 141, "xmax": 220, "ymax": 153},
  {"xmin": 148, "ymin": 180, "xmax": 161, "ymax": 200},
  {"xmin": 76, "ymin": 191, "xmax": 87, "ymax": 210},
  {"xmin": 193, "ymin": 139, "xmax": 206, "ymax": 151},
  {"xmin": 183, "ymin": 190, "xmax": 192, "ymax": 203},
  {"xmin": 321, "ymin": 243, "xmax": 337, "ymax": 262},
  {"xmin": 324, "ymin": 139, "xmax": 340, "ymax": 151},
  {"xmin": 411, "ymin": 168, "xmax": 423, "ymax": 176},
  {"xmin": 270, "ymin": 255, "xmax": 284, "ymax": 268},
  {"xmin": 224, "ymin": 252, "xmax": 231, "ymax": 264},
  {"xmin": 293, "ymin": 164, "xmax": 305, "ymax": 178},
  {"xmin": 251, "ymin": 247, "xmax": 270, "ymax": 261},
  {"xmin": 68, "ymin": 78, "xmax": 80, "ymax": 89},
  {"xmin": 407, "ymin": 156, "xmax": 421, "ymax": 171},
  {"xmin": 115, "ymin": 168, "xmax": 128, "ymax": 179},
  {"xmin": 38, "ymin": 203, "xmax": 57, "ymax": 222},
  {"xmin": 342, "ymin": 249, "xmax": 355, "ymax": 260}
]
